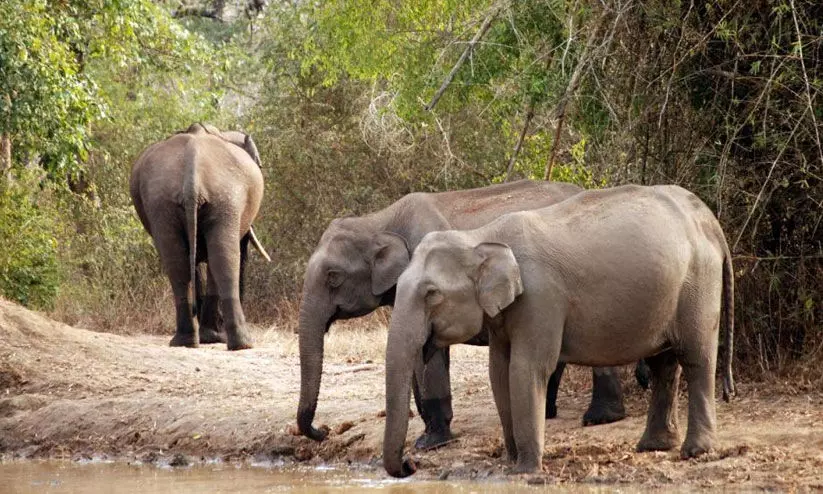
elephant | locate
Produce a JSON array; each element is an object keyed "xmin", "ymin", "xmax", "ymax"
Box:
[
  {"xmin": 297, "ymin": 179, "xmax": 636, "ymax": 450},
  {"xmin": 382, "ymin": 184, "xmax": 735, "ymax": 477},
  {"xmin": 130, "ymin": 123, "xmax": 270, "ymax": 351}
]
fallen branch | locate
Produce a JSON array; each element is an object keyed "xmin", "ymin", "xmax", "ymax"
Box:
[
  {"xmin": 328, "ymin": 364, "xmax": 379, "ymax": 376},
  {"xmin": 425, "ymin": 8, "xmax": 500, "ymax": 111}
]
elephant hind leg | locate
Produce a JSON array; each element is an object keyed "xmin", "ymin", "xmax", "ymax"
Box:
[
  {"xmin": 677, "ymin": 327, "xmax": 719, "ymax": 458},
  {"xmin": 637, "ymin": 349, "xmax": 681, "ymax": 452},
  {"xmin": 203, "ymin": 226, "xmax": 253, "ymax": 351},
  {"xmin": 197, "ymin": 264, "xmax": 226, "ymax": 344},
  {"xmin": 154, "ymin": 227, "xmax": 198, "ymax": 347},
  {"xmin": 583, "ymin": 366, "xmax": 627, "ymax": 426}
]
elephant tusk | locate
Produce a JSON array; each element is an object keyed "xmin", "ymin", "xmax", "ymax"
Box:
[{"xmin": 249, "ymin": 225, "xmax": 272, "ymax": 262}]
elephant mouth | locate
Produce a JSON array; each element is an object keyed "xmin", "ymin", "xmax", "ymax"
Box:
[{"xmin": 379, "ymin": 286, "xmax": 396, "ymax": 306}]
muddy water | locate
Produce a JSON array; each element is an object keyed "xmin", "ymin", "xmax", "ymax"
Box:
[{"xmin": 0, "ymin": 461, "xmax": 628, "ymax": 493}]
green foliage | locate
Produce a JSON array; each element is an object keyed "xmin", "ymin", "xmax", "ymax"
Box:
[
  {"xmin": 0, "ymin": 0, "xmax": 227, "ymax": 181},
  {"xmin": 0, "ymin": 172, "xmax": 62, "ymax": 308},
  {"xmin": 0, "ymin": 1, "xmax": 100, "ymax": 178}
]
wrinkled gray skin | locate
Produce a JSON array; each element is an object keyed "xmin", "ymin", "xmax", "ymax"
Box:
[
  {"xmin": 384, "ymin": 184, "xmax": 735, "ymax": 477},
  {"xmin": 297, "ymin": 180, "xmax": 629, "ymax": 445},
  {"xmin": 130, "ymin": 123, "xmax": 268, "ymax": 350}
]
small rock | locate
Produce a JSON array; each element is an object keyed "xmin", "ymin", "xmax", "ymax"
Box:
[
  {"xmin": 335, "ymin": 421, "xmax": 355, "ymax": 435},
  {"xmin": 294, "ymin": 446, "xmax": 314, "ymax": 462},
  {"xmin": 438, "ymin": 469, "xmax": 451, "ymax": 481},
  {"xmin": 270, "ymin": 444, "xmax": 296, "ymax": 457},
  {"xmin": 169, "ymin": 453, "xmax": 189, "ymax": 467}
]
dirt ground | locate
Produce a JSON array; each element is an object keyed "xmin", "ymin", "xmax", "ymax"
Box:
[{"xmin": 1, "ymin": 298, "xmax": 822, "ymax": 490}]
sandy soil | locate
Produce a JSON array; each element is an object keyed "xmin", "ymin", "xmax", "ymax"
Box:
[{"xmin": 1, "ymin": 298, "xmax": 822, "ymax": 490}]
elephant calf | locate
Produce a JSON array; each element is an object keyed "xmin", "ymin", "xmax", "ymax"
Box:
[
  {"xmin": 130, "ymin": 123, "xmax": 269, "ymax": 350},
  {"xmin": 383, "ymin": 184, "xmax": 735, "ymax": 477}
]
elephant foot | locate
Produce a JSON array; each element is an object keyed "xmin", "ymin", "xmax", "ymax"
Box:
[
  {"xmin": 582, "ymin": 401, "xmax": 626, "ymax": 426},
  {"xmin": 170, "ymin": 333, "xmax": 198, "ymax": 348},
  {"xmin": 510, "ymin": 459, "xmax": 541, "ymax": 475},
  {"xmin": 227, "ymin": 330, "xmax": 254, "ymax": 351},
  {"xmin": 636, "ymin": 430, "xmax": 680, "ymax": 452},
  {"xmin": 199, "ymin": 327, "xmax": 227, "ymax": 344},
  {"xmin": 414, "ymin": 429, "xmax": 454, "ymax": 451},
  {"xmin": 680, "ymin": 435, "xmax": 715, "ymax": 459}
]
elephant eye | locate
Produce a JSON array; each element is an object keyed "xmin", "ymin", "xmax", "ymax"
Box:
[
  {"xmin": 327, "ymin": 269, "xmax": 344, "ymax": 288},
  {"xmin": 425, "ymin": 287, "xmax": 444, "ymax": 306}
]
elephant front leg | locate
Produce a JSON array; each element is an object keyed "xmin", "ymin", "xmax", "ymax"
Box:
[
  {"xmin": 508, "ymin": 338, "xmax": 557, "ymax": 474},
  {"xmin": 582, "ymin": 366, "xmax": 627, "ymax": 426},
  {"xmin": 489, "ymin": 338, "xmax": 516, "ymax": 462},
  {"xmin": 412, "ymin": 347, "xmax": 454, "ymax": 451}
]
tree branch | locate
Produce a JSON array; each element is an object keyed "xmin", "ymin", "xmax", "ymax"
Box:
[
  {"xmin": 425, "ymin": 7, "xmax": 500, "ymax": 111},
  {"xmin": 789, "ymin": 0, "xmax": 823, "ymax": 168},
  {"xmin": 504, "ymin": 102, "xmax": 534, "ymax": 182},
  {"xmin": 544, "ymin": 8, "xmax": 609, "ymax": 181}
]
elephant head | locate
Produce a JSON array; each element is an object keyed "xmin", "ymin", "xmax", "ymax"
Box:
[
  {"xmin": 182, "ymin": 123, "xmax": 262, "ymax": 167},
  {"xmin": 297, "ymin": 219, "xmax": 410, "ymax": 441},
  {"xmin": 382, "ymin": 231, "xmax": 522, "ymax": 477}
]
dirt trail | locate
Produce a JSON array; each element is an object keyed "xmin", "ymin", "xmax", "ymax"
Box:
[{"xmin": 1, "ymin": 298, "xmax": 822, "ymax": 489}]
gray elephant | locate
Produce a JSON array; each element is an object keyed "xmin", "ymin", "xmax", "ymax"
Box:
[
  {"xmin": 297, "ymin": 179, "xmax": 634, "ymax": 450},
  {"xmin": 130, "ymin": 123, "xmax": 270, "ymax": 350},
  {"xmin": 382, "ymin": 184, "xmax": 735, "ymax": 477}
]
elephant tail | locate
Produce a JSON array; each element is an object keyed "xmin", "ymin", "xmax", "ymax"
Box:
[
  {"xmin": 183, "ymin": 163, "xmax": 199, "ymax": 311},
  {"xmin": 721, "ymin": 250, "xmax": 736, "ymax": 402}
]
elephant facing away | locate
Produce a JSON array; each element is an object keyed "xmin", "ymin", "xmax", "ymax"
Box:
[
  {"xmin": 297, "ymin": 179, "xmax": 635, "ymax": 450},
  {"xmin": 383, "ymin": 184, "xmax": 735, "ymax": 477},
  {"xmin": 130, "ymin": 123, "xmax": 270, "ymax": 350}
]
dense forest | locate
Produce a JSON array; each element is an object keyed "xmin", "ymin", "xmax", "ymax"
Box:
[{"xmin": 0, "ymin": 0, "xmax": 820, "ymax": 377}]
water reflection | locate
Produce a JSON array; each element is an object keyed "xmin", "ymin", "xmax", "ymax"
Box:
[{"xmin": 0, "ymin": 460, "xmax": 630, "ymax": 493}]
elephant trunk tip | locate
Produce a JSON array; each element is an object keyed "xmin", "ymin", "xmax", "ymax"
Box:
[
  {"xmin": 385, "ymin": 457, "xmax": 417, "ymax": 478},
  {"xmin": 297, "ymin": 408, "xmax": 329, "ymax": 442}
]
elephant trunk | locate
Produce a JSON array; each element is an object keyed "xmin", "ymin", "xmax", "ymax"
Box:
[
  {"xmin": 383, "ymin": 301, "xmax": 428, "ymax": 478},
  {"xmin": 297, "ymin": 294, "xmax": 334, "ymax": 441}
]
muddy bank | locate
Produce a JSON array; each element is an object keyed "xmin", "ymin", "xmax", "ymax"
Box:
[{"xmin": 1, "ymin": 299, "xmax": 822, "ymax": 489}]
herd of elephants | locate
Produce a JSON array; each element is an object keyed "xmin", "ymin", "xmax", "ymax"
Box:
[{"xmin": 129, "ymin": 123, "xmax": 736, "ymax": 477}]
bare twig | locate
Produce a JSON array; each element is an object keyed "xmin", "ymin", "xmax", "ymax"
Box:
[
  {"xmin": 734, "ymin": 254, "xmax": 823, "ymax": 262},
  {"xmin": 732, "ymin": 115, "xmax": 804, "ymax": 252},
  {"xmin": 504, "ymin": 102, "xmax": 534, "ymax": 182},
  {"xmin": 789, "ymin": 0, "xmax": 823, "ymax": 168},
  {"xmin": 658, "ymin": 0, "xmax": 694, "ymax": 129},
  {"xmin": 432, "ymin": 114, "xmax": 489, "ymax": 182},
  {"xmin": 425, "ymin": 7, "xmax": 500, "ymax": 111},
  {"xmin": 544, "ymin": 7, "xmax": 609, "ymax": 180}
]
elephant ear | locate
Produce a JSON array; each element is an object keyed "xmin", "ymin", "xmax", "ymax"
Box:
[
  {"xmin": 241, "ymin": 134, "xmax": 262, "ymax": 167},
  {"xmin": 370, "ymin": 231, "xmax": 410, "ymax": 296},
  {"xmin": 474, "ymin": 242, "xmax": 523, "ymax": 318},
  {"xmin": 220, "ymin": 130, "xmax": 262, "ymax": 168}
]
